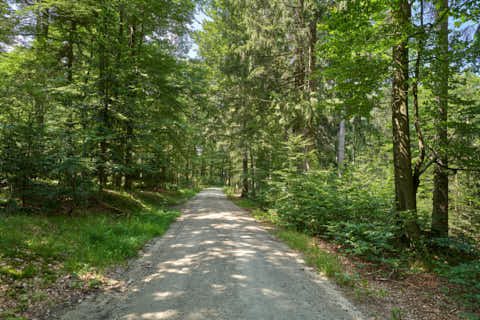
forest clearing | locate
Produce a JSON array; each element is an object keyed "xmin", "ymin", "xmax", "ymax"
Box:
[{"xmin": 0, "ymin": 0, "xmax": 479, "ymax": 319}]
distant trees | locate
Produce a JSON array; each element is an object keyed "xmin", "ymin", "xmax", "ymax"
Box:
[{"xmin": 0, "ymin": 0, "xmax": 202, "ymax": 210}]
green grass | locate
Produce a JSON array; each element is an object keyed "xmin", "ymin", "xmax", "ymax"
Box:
[
  {"xmin": 135, "ymin": 188, "xmax": 201, "ymax": 207},
  {"xmin": 274, "ymin": 229, "xmax": 353, "ymax": 286},
  {"xmin": 0, "ymin": 187, "xmax": 199, "ymax": 318},
  {"xmin": 234, "ymin": 198, "xmax": 258, "ymax": 209},
  {"xmin": 230, "ymin": 195, "xmax": 351, "ymax": 287},
  {"xmin": 251, "ymin": 208, "xmax": 282, "ymax": 225},
  {"xmin": 0, "ymin": 188, "xmax": 199, "ymax": 277}
]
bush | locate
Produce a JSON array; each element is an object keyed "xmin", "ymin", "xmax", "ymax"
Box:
[
  {"xmin": 264, "ymin": 169, "xmax": 346, "ymax": 234},
  {"xmin": 325, "ymin": 222, "xmax": 400, "ymax": 260},
  {"xmin": 263, "ymin": 168, "xmax": 394, "ymax": 236}
]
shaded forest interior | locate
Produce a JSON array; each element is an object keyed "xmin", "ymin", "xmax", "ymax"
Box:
[{"xmin": 0, "ymin": 0, "xmax": 479, "ymax": 318}]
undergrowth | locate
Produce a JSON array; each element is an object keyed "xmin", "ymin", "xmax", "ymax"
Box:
[
  {"xmin": 0, "ymin": 188, "xmax": 198, "ymax": 273},
  {"xmin": 226, "ymin": 180, "xmax": 480, "ymax": 318},
  {"xmin": 0, "ymin": 187, "xmax": 199, "ymax": 318}
]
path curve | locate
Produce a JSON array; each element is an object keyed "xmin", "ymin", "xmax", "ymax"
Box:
[{"xmin": 60, "ymin": 188, "xmax": 364, "ymax": 320}]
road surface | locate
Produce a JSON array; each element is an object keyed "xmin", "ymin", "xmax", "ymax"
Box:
[{"xmin": 60, "ymin": 188, "xmax": 364, "ymax": 320}]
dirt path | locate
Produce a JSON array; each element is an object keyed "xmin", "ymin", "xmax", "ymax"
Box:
[{"xmin": 60, "ymin": 188, "xmax": 364, "ymax": 320}]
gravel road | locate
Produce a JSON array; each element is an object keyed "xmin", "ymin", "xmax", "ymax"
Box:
[{"xmin": 60, "ymin": 188, "xmax": 364, "ymax": 320}]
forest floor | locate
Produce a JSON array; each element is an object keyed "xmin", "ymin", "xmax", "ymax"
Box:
[
  {"xmin": 308, "ymin": 236, "xmax": 470, "ymax": 320},
  {"xmin": 0, "ymin": 188, "xmax": 199, "ymax": 320},
  {"xmin": 229, "ymin": 196, "xmax": 478, "ymax": 320}
]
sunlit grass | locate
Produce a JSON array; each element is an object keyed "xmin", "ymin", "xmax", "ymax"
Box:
[
  {"xmin": 230, "ymin": 194, "xmax": 352, "ymax": 287},
  {"xmin": 0, "ymin": 188, "xmax": 199, "ymax": 276},
  {"xmin": 274, "ymin": 229, "xmax": 353, "ymax": 286}
]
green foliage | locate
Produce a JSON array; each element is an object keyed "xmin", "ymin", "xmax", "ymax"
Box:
[
  {"xmin": 426, "ymin": 237, "xmax": 480, "ymax": 309},
  {"xmin": 264, "ymin": 168, "xmax": 394, "ymax": 234},
  {"xmin": 266, "ymin": 169, "xmax": 341, "ymax": 234},
  {"xmin": 325, "ymin": 222, "xmax": 399, "ymax": 259},
  {"xmin": 0, "ymin": 0, "xmax": 201, "ymax": 209}
]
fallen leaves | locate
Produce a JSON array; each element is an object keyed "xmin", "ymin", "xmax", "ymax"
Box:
[
  {"xmin": 312, "ymin": 237, "xmax": 478, "ymax": 320},
  {"xmin": 0, "ymin": 253, "xmax": 100, "ymax": 320}
]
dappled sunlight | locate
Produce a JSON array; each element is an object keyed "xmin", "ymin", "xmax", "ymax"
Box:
[
  {"xmin": 169, "ymin": 243, "xmax": 194, "ymax": 249},
  {"xmin": 152, "ymin": 291, "xmax": 185, "ymax": 301},
  {"xmin": 231, "ymin": 248, "xmax": 256, "ymax": 257},
  {"xmin": 143, "ymin": 273, "xmax": 166, "ymax": 282},
  {"xmin": 124, "ymin": 310, "xmax": 178, "ymax": 320},
  {"xmin": 210, "ymin": 283, "xmax": 227, "ymax": 293},
  {"xmin": 260, "ymin": 288, "xmax": 284, "ymax": 298},
  {"xmin": 244, "ymin": 225, "xmax": 264, "ymax": 231},
  {"xmin": 92, "ymin": 188, "xmax": 364, "ymax": 320},
  {"xmin": 211, "ymin": 222, "xmax": 242, "ymax": 229}
]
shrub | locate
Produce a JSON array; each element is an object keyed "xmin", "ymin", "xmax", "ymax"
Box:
[{"xmin": 325, "ymin": 222, "xmax": 400, "ymax": 260}]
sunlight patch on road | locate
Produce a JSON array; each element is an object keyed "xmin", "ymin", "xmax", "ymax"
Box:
[
  {"xmin": 153, "ymin": 291, "xmax": 185, "ymax": 300},
  {"xmin": 170, "ymin": 243, "xmax": 194, "ymax": 248},
  {"xmin": 125, "ymin": 310, "xmax": 178, "ymax": 319},
  {"xmin": 261, "ymin": 288, "xmax": 284, "ymax": 297},
  {"xmin": 210, "ymin": 283, "xmax": 227, "ymax": 292}
]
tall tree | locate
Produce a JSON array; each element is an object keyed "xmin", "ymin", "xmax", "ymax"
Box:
[
  {"xmin": 391, "ymin": 0, "xmax": 416, "ymax": 214},
  {"xmin": 431, "ymin": 0, "xmax": 450, "ymax": 237}
]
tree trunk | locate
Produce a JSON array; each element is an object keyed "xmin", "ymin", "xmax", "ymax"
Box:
[
  {"xmin": 241, "ymin": 152, "xmax": 249, "ymax": 198},
  {"xmin": 337, "ymin": 120, "xmax": 346, "ymax": 178},
  {"xmin": 66, "ymin": 22, "xmax": 77, "ymax": 204},
  {"xmin": 412, "ymin": 0, "xmax": 426, "ymax": 195},
  {"xmin": 391, "ymin": 0, "xmax": 420, "ymax": 240},
  {"xmin": 391, "ymin": 0, "xmax": 416, "ymax": 212},
  {"xmin": 307, "ymin": 11, "xmax": 319, "ymax": 92},
  {"xmin": 124, "ymin": 122, "xmax": 134, "ymax": 190},
  {"xmin": 98, "ymin": 6, "xmax": 109, "ymax": 189},
  {"xmin": 124, "ymin": 17, "xmax": 138, "ymax": 191},
  {"xmin": 250, "ymin": 149, "xmax": 255, "ymax": 198},
  {"xmin": 294, "ymin": 0, "xmax": 305, "ymax": 91},
  {"xmin": 432, "ymin": 0, "xmax": 449, "ymax": 237}
]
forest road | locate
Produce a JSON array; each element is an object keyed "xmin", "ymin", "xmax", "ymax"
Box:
[{"xmin": 60, "ymin": 188, "xmax": 364, "ymax": 320}]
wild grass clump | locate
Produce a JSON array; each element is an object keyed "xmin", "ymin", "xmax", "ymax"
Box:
[
  {"xmin": 0, "ymin": 188, "xmax": 198, "ymax": 277},
  {"xmin": 274, "ymin": 229, "xmax": 348, "ymax": 284},
  {"xmin": 1, "ymin": 210, "xmax": 178, "ymax": 271}
]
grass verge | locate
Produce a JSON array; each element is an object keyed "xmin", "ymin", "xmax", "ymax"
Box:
[
  {"xmin": 224, "ymin": 188, "xmax": 352, "ymax": 287},
  {"xmin": 226, "ymin": 188, "xmax": 478, "ymax": 320},
  {"xmin": 0, "ymin": 187, "xmax": 199, "ymax": 319}
]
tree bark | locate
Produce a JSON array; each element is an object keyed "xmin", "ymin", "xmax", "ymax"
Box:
[
  {"xmin": 412, "ymin": 0, "xmax": 426, "ymax": 195},
  {"xmin": 250, "ymin": 149, "xmax": 256, "ymax": 198},
  {"xmin": 337, "ymin": 120, "xmax": 346, "ymax": 178},
  {"xmin": 391, "ymin": 0, "xmax": 422, "ymax": 242},
  {"xmin": 98, "ymin": 4, "xmax": 109, "ymax": 189},
  {"xmin": 307, "ymin": 10, "xmax": 319, "ymax": 92},
  {"xmin": 432, "ymin": 0, "xmax": 449, "ymax": 237},
  {"xmin": 391, "ymin": 0, "xmax": 416, "ymax": 213},
  {"xmin": 124, "ymin": 16, "xmax": 138, "ymax": 190},
  {"xmin": 241, "ymin": 151, "xmax": 249, "ymax": 198},
  {"xmin": 124, "ymin": 122, "xmax": 134, "ymax": 190}
]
